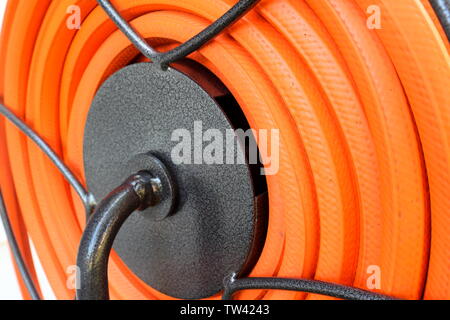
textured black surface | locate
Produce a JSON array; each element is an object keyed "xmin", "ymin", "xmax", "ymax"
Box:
[
  {"xmin": 77, "ymin": 173, "xmax": 154, "ymax": 300},
  {"xmin": 84, "ymin": 63, "xmax": 265, "ymax": 299},
  {"xmin": 122, "ymin": 153, "xmax": 178, "ymax": 221}
]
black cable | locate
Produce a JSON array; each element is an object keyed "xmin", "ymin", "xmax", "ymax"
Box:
[
  {"xmin": 157, "ymin": 0, "xmax": 260, "ymax": 67},
  {"xmin": 222, "ymin": 275, "xmax": 398, "ymax": 300},
  {"xmin": 430, "ymin": 0, "xmax": 450, "ymax": 40},
  {"xmin": 96, "ymin": 0, "xmax": 261, "ymax": 69},
  {"xmin": 0, "ymin": 103, "xmax": 96, "ymax": 216},
  {"xmin": 0, "ymin": 190, "xmax": 41, "ymax": 300},
  {"xmin": 96, "ymin": 0, "xmax": 159, "ymax": 60}
]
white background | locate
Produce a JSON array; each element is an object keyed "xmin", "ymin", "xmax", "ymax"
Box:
[{"xmin": 0, "ymin": 0, "xmax": 55, "ymax": 300}]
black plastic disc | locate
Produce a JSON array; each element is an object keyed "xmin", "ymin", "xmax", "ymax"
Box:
[{"xmin": 83, "ymin": 63, "xmax": 266, "ymax": 299}]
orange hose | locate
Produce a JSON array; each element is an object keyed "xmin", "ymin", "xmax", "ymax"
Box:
[
  {"xmin": 0, "ymin": 0, "xmax": 43, "ymax": 300},
  {"xmin": 0, "ymin": 0, "xmax": 449, "ymax": 300}
]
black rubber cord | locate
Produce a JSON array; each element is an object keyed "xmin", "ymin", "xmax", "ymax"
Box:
[
  {"xmin": 222, "ymin": 275, "xmax": 398, "ymax": 300},
  {"xmin": 0, "ymin": 103, "xmax": 96, "ymax": 217},
  {"xmin": 0, "ymin": 190, "xmax": 41, "ymax": 300},
  {"xmin": 96, "ymin": 0, "xmax": 261, "ymax": 69}
]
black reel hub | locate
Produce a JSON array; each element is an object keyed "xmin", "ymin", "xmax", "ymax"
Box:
[{"xmin": 83, "ymin": 62, "xmax": 268, "ymax": 299}]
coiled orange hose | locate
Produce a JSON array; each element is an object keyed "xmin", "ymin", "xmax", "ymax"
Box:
[{"xmin": 0, "ymin": 0, "xmax": 449, "ymax": 300}]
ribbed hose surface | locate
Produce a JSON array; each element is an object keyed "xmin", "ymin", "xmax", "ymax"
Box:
[{"xmin": 0, "ymin": 0, "xmax": 449, "ymax": 300}]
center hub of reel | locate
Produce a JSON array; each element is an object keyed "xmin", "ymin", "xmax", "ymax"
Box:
[{"xmin": 83, "ymin": 62, "xmax": 267, "ymax": 299}]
